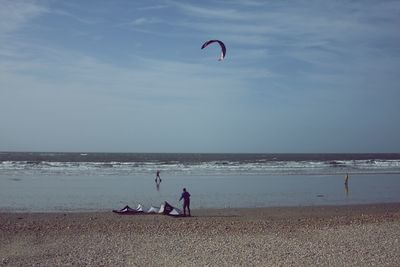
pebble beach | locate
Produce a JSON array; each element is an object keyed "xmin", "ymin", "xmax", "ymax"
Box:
[{"xmin": 1, "ymin": 203, "xmax": 399, "ymax": 266}]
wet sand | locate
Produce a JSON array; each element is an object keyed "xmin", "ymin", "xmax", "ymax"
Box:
[{"xmin": 1, "ymin": 203, "xmax": 400, "ymax": 266}]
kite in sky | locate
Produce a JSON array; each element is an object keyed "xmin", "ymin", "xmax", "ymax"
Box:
[{"xmin": 201, "ymin": 40, "xmax": 226, "ymax": 61}]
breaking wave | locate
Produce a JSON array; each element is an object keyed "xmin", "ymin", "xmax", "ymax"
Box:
[{"xmin": 1, "ymin": 152, "xmax": 400, "ymax": 176}]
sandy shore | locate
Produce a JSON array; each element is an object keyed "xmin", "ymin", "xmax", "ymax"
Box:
[{"xmin": 1, "ymin": 203, "xmax": 400, "ymax": 266}]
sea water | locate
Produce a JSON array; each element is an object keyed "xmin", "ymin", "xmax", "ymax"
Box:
[{"xmin": 1, "ymin": 152, "xmax": 400, "ymax": 212}]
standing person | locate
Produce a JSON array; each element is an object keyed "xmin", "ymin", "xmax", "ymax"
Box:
[
  {"xmin": 155, "ymin": 170, "xmax": 161, "ymax": 183},
  {"xmin": 179, "ymin": 188, "xmax": 191, "ymax": 217},
  {"xmin": 344, "ymin": 173, "xmax": 349, "ymax": 185}
]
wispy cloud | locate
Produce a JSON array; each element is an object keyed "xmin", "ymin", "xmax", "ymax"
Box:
[
  {"xmin": 1, "ymin": 38, "xmax": 244, "ymax": 102},
  {"xmin": 0, "ymin": 0, "xmax": 47, "ymax": 34},
  {"xmin": 167, "ymin": 0, "xmax": 400, "ymax": 86},
  {"xmin": 50, "ymin": 8, "xmax": 101, "ymax": 25},
  {"xmin": 170, "ymin": 1, "xmax": 248, "ymax": 21},
  {"xmin": 171, "ymin": 1, "xmax": 400, "ymax": 48},
  {"xmin": 136, "ymin": 4, "xmax": 168, "ymax": 11},
  {"xmin": 129, "ymin": 17, "xmax": 163, "ymax": 26}
]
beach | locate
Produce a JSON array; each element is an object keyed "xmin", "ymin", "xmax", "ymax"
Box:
[{"xmin": 1, "ymin": 203, "xmax": 400, "ymax": 266}]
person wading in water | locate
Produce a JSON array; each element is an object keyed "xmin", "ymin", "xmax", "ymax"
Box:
[{"xmin": 155, "ymin": 170, "xmax": 161, "ymax": 183}]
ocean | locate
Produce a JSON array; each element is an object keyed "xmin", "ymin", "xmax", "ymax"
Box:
[{"xmin": 1, "ymin": 152, "xmax": 400, "ymax": 212}]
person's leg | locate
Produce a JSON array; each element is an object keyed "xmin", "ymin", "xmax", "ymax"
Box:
[{"xmin": 183, "ymin": 202, "xmax": 187, "ymax": 216}]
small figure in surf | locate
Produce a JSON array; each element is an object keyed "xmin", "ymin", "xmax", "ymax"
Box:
[
  {"xmin": 179, "ymin": 188, "xmax": 191, "ymax": 217},
  {"xmin": 155, "ymin": 170, "xmax": 162, "ymax": 183},
  {"xmin": 344, "ymin": 173, "xmax": 349, "ymax": 196}
]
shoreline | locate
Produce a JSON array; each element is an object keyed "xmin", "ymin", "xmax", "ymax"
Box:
[
  {"xmin": 1, "ymin": 201, "xmax": 399, "ymax": 213},
  {"xmin": 1, "ymin": 201, "xmax": 400, "ymax": 213},
  {"xmin": 1, "ymin": 202, "xmax": 400, "ymax": 266}
]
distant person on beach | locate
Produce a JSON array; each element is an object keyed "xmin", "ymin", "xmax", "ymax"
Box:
[
  {"xmin": 179, "ymin": 188, "xmax": 191, "ymax": 217},
  {"xmin": 344, "ymin": 173, "xmax": 349, "ymax": 196},
  {"xmin": 155, "ymin": 170, "xmax": 161, "ymax": 183}
]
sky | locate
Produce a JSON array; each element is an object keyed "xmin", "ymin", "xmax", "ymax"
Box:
[{"xmin": 1, "ymin": 0, "xmax": 400, "ymax": 153}]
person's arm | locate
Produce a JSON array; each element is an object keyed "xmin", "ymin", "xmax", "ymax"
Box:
[{"xmin": 179, "ymin": 193, "xmax": 183, "ymax": 201}]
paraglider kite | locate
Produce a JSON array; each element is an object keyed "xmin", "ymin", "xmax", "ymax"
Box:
[{"xmin": 201, "ymin": 40, "xmax": 226, "ymax": 61}]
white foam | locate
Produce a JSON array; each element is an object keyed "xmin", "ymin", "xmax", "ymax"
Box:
[{"xmin": 1, "ymin": 158, "xmax": 400, "ymax": 176}]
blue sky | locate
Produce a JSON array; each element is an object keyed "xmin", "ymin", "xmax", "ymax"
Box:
[{"xmin": 1, "ymin": 0, "xmax": 399, "ymax": 153}]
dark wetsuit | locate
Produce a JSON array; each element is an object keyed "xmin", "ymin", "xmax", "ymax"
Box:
[
  {"xmin": 180, "ymin": 191, "xmax": 191, "ymax": 216},
  {"xmin": 155, "ymin": 171, "xmax": 161, "ymax": 183}
]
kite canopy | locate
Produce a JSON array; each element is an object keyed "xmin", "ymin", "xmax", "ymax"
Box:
[
  {"xmin": 201, "ymin": 40, "xmax": 226, "ymax": 61},
  {"xmin": 112, "ymin": 204, "xmax": 143, "ymax": 215},
  {"xmin": 113, "ymin": 202, "xmax": 183, "ymax": 217}
]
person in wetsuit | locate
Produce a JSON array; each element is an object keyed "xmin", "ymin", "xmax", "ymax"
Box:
[
  {"xmin": 179, "ymin": 188, "xmax": 191, "ymax": 216},
  {"xmin": 155, "ymin": 170, "xmax": 161, "ymax": 183}
]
